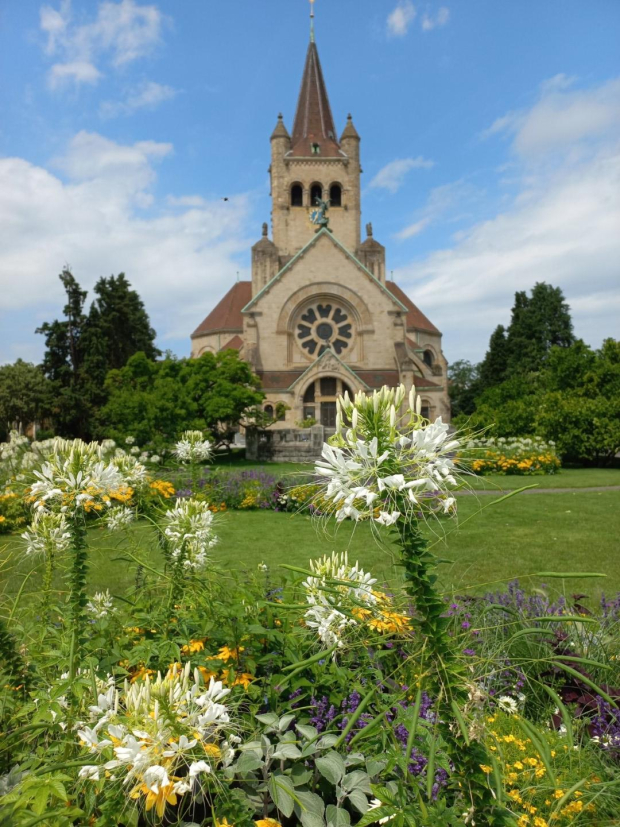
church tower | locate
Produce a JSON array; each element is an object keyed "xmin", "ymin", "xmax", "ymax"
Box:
[
  {"xmin": 269, "ymin": 40, "xmax": 362, "ymax": 261},
  {"xmin": 191, "ymin": 11, "xmax": 450, "ymax": 442}
]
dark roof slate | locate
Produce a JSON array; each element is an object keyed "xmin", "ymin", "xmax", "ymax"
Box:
[{"xmin": 386, "ymin": 282, "xmax": 440, "ymax": 334}]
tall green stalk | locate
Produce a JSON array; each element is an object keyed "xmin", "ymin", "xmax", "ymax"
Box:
[
  {"xmin": 67, "ymin": 518, "xmax": 88, "ymax": 682},
  {"xmin": 395, "ymin": 520, "xmax": 513, "ymax": 825}
]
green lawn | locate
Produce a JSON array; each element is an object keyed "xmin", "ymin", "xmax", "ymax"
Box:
[
  {"xmin": 210, "ymin": 455, "xmax": 620, "ymax": 491},
  {"xmin": 2, "ymin": 488, "xmax": 619, "ymax": 606}
]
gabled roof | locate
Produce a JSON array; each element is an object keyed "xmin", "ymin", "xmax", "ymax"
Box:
[
  {"xmin": 288, "ymin": 347, "xmax": 371, "ymax": 392},
  {"xmin": 386, "ymin": 281, "xmax": 440, "ymax": 334},
  {"xmin": 290, "ymin": 41, "xmax": 342, "ymax": 158},
  {"xmin": 243, "ymin": 228, "xmax": 408, "ymax": 314},
  {"xmin": 221, "ymin": 335, "xmax": 243, "ymax": 351},
  {"xmin": 191, "ymin": 281, "xmax": 252, "ymax": 339}
]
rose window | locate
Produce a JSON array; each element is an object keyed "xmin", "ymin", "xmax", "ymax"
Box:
[{"xmin": 296, "ymin": 303, "xmax": 352, "ymax": 356}]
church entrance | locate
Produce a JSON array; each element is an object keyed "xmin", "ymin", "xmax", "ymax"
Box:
[{"xmin": 302, "ymin": 377, "xmax": 353, "ymax": 428}]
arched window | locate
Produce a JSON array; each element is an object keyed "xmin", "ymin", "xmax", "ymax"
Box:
[
  {"xmin": 329, "ymin": 183, "xmax": 342, "ymax": 207},
  {"xmin": 264, "ymin": 404, "xmax": 274, "ymax": 418},
  {"xmin": 310, "ymin": 183, "xmax": 322, "ymax": 206},
  {"xmin": 311, "ymin": 142, "xmax": 321, "ymax": 155},
  {"xmin": 423, "ymin": 349, "xmax": 434, "ymax": 368},
  {"xmin": 290, "ymin": 183, "xmax": 303, "ymax": 207},
  {"xmin": 421, "ymin": 403, "xmax": 431, "ymax": 421}
]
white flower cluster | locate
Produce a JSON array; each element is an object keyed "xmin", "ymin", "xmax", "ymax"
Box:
[
  {"xmin": 77, "ymin": 664, "xmax": 236, "ymax": 817},
  {"xmin": 465, "ymin": 436, "xmax": 556, "ymax": 454},
  {"xmin": 315, "ymin": 385, "xmax": 460, "ymax": 526},
  {"xmin": 162, "ymin": 498, "xmax": 218, "ymax": 571},
  {"xmin": 21, "ymin": 512, "xmax": 72, "ymax": 557},
  {"xmin": 173, "ymin": 431, "xmax": 213, "ymax": 464},
  {"xmin": 105, "ymin": 506, "xmax": 134, "ymax": 531},
  {"xmin": 28, "ymin": 439, "xmax": 127, "ymax": 516},
  {"xmin": 303, "ymin": 551, "xmax": 377, "ymax": 649},
  {"xmin": 86, "ymin": 590, "xmax": 116, "ymax": 620}
]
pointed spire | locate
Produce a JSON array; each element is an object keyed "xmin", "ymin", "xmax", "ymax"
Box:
[
  {"xmin": 271, "ymin": 112, "xmax": 290, "ymax": 140},
  {"xmin": 341, "ymin": 113, "xmax": 360, "ymax": 141},
  {"xmin": 290, "ymin": 39, "xmax": 341, "ymax": 157}
]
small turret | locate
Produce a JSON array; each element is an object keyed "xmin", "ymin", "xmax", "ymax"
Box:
[
  {"xmin": 251, "ymin": 222, "xmax": 279, "ymax": 295},
  {"xmin": 271, "ymin": 113, "xmax": 291, "ymax": 144}
]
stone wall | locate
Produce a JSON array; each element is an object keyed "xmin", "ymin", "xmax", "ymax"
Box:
[{"xmin": 246, "ymin": 424, "xmax": 329, "ymax": 462}]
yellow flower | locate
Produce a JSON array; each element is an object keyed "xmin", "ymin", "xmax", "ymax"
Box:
[
  {"xmin": 203, "ymin": 743, "xmax": 222, "ymax": 760},
  {"xmin": 216, "ymin": 820, "xmax": 234, "ymax": 827},
  {"xmin": 130, "ymin": 665, "xmax": 155, "ymax": 683},
  {"xmin": 255, "ymin": 821, "xmax": 282, "ymax": 827},
  {"xmin": 208, "ymin": 645, "xmax": 244, "ymax": 662},
  {"xmin": 131, "ymin": 782, "xmax": 178, "ymax": 817},
  {"xmin": 181, "ymin": 639, "xmax": 206, "ymax": 655},
  {"xmin": 198, "ymin": 666, "xmax": 218, "ymax": 682},
  {"xmin": 232, "ymin": 672, "xmax": 255, "ymax": 689},
  {"xmin": 479, "ymin": 765, "xmax": 492, "ymax": 774}
]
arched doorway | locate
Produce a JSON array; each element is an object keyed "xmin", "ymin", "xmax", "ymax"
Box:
[{"xmin": 302, "ymin": 377, "xmax": 353, "ymax": 428}]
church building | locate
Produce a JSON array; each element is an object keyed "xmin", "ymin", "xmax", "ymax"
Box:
[{"xmin": 190, "ymin": 24, "xmax": 450, "ymax": 432}]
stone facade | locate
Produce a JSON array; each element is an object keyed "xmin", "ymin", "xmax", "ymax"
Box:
[{"xmin": 191, "ymin": 35, "xmax": 450, "ymax": 435}]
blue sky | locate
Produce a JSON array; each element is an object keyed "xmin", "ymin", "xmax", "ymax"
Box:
[{"xmin": 1, "ymin": 0, "xmax": 619, "ymax": 365}]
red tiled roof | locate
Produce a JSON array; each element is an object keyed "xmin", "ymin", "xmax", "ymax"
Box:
[
  {"xmin": 191, "ymin": 282, "xmax": 252, "ymax": 338},
  {"xmin": 221, "ymin": 335, "xmax": 243, "ymax": 351},
  {"xmin": 290, "ymin": 41, "xmax": 341, "ymax": 158},
  {"xmin": 257, "ymin": 371, "xmax": 304, "ymax": 390},
  {"xmin": 386, "ymin": 282, "xmax": 440, "ymax": 334}
]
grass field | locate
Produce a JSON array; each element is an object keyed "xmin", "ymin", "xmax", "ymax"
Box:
[
  {"xmin": 2, "ymin": 483, "xmax": 618, "ymax": 607},
  {"xmin": 210, "ymin": 455, "xmax": 620, "ymax": 490}
]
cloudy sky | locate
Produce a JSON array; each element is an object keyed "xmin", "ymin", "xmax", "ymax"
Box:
[{"xmin": 0, "ymin": 0, "xmax": 619, "ymax": 366}]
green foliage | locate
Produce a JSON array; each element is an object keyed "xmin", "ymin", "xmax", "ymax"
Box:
[
  {"xmin": 0, "ymin": 361, "xmax": 51, "ymax": 439},
  {"xmin": 458, "ymin": 339, "xmax": 620, "ymax": 464},
  {"xmin": 101, "ymin": 350, "xmax": 264, "ymax": 446},
  {"xmin": 36, "ymin": 269, "xmax": 160, "ymax": 439},
  {"xmin": 446, "ymin": 360, "xmax": 479, "ymax": 418}
]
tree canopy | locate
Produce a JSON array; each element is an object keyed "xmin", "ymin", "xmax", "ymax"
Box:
[
  {"xmin": 36, "ymin": 269, "xmax": 160, "ymax": 438},
  {"xmin": 101, "ymin": 350, "xmax": 264, "ymax": 447},
  {"xmin": 0, "ymin": 360, "xmax": 51, "ymax": 438}
]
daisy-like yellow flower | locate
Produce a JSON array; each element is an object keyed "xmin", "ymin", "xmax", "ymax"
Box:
[
  {"xmin": 181, "ymin": 639, "xmax": 206, "ymax": 655},
  {"xmin": 216, "ymin": 819, "xmax": 234, "ymax": 827},
  {"xmin": 130, "ymin": 666, "xmax": 155, "ymax": 683},
  {"xmin": 203, "ymin": 743, "xmax": 222, "ymax": 760},
  {"xmin": 198, "ymin": 666, "xmax": 217, "ymax": 683},
  {"xmin": 255, "ymin": 820, "xmax": 282, "ymax": 827},
  {"xmin": 232, "ymin": 672, "xmax": 254, "ymax": 689},
  {"xmin": 132, "ymin": 781, "xmax": 177, "ymax": 817},
  {"xmin": 208, "ymin": 645, "xmax": 244, "ymax": 662},
  {"xmin": 479, "ymin": 764, "xmax": 492, "ymax": 774}
]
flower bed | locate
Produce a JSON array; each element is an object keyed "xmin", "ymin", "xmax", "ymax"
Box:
[
  {"xmin": 1, "ymin": 401, "xmax": 618, "ymax": 827},
  {"xmin": 462, "ymin": 436, "xmax": 561, "ymax": 475}
]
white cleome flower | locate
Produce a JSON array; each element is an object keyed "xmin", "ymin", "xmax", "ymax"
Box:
[
  {"xmin": 314, "ymin": 384, "xmax": 461, "ymax": 526},
  {"xmin": 173, "ymin": 430, "xmax": 213, "ymax": 464},
  {"xmin": 27, "ymin": 439, "xmax": 128, "ymax": 515},
  {"xmin": 21, "ymin": 512, "xmax": 72, "ymax": 557},
  {"xmin": 86, "ymin": 590, "xmax": 116, "ymax": 620},
  {"xmin": 162, "ymin": 498, "xmax": 218, "ymax": 571},
  {"xmin": 302, "ymin": 551, "xmax": 377, "ymax": 649},
  {"xmin": 105, "ymin": 506, "xmax": 134, "ymax": 531}
]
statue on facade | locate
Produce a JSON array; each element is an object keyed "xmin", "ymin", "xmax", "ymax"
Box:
[
  {"xmin": 310, "ymin": 195, "xmax": 332, "ymax": 232},
  {"xmin": 366, "ymin": 222, "xmax": 373, "ymax": 238}
]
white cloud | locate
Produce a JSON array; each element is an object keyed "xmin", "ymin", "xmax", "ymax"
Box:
[
  {"xmin": 369, "ymin": 157, "xmax": 434, "ymax": 193},
  {"xmin": 399, "ymin": 149, "xmax": 620, "ymax": 362},
  {"xmin": 395, "ymin": 179, "xmax": 477, "ymax": 239},
  {"xmin": 387, "ymin": 1, "xmax": 416, "ymax": 37},
  {"xmin": 421, "ymin": 7, "xmax": 450, "ymax": 31},
  {"xmin": 40, "ymin": 0, "xmax": 166, "ymax": 88},
  {"xmin": 166, "ymin": 195, "xmax": 207, "ymax": 208},
  {"xmin": 0, "ymin": 132, "xmax": 252, "ymax": 351},
  {"xmin": 99, "ymin": 80, "xmax": 178, "ymax": 118},
  {"xmin": 482, "ymin": 75, "xmax": 620, "ymax": 157},
  {"xmin": 48, "ymin": 60, "xmax": 102, "ymax": 89}
]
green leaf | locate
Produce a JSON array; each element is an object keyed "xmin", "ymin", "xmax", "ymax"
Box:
[
  {"xmin": 327, "ymin": 804, "xmax": 351, "ymax": 827},
  {"xmin": 365, "ymin": 758, "xmax": 387, "ymax": 778},
  {"xmin": 274, "ymin": 742, "xmax": 303, "ymax": 760},
  {"xmin": 296, "ymin": 790, "xmax": 326, "ymax": 819},
  {"xmin": 268, "ymin": 773, "xmax": 296, "ymax": 819},
  {"xmin": 256, "ymin": 712, "xmax": 279, "ymax": 727},
  {"xmin": 290, "ymin": 764, "xmax": 314, "ymax": 787},
  {"xmin": 236, "ymin": 751, "xmax": 263, "ymax": 774},
  {"xmin": 315, "ymin": 751, "xmax": 346, "ymax": 785},
  {"xmin": 342, "ymin": 770, "xmax": 372, "ymax": 794},
  {"xmin": 297, "ymin": 723, "xmax": 319, "ymax": 741},
  {"xmin": 356, "ymin": 805, "xmax": 396, "ymax": 827},
  {"xmin": 348, "ymin": 788, "xmax": 370, "ymax": 813}
]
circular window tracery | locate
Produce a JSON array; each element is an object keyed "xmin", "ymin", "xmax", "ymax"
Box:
[{"xmin": 296, "ymin": 303, "xmax": 353, "ymax": 356}]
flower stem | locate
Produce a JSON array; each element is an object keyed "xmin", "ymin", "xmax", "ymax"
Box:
[
  {"xmin": 396, "ymin": 521, "xmax": 512, "ymax": 824},
  {"xmin": 67, "ymin": 518, "xmax": 88, "ymax": 682}
]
